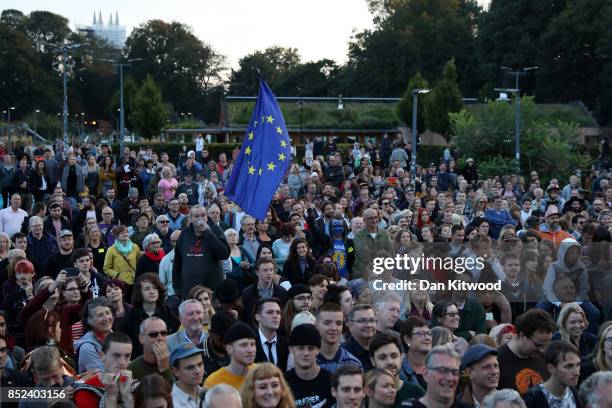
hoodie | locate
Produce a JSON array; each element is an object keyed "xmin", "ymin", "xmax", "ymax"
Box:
[
  {"xmin": 542, "ymin": 238, "xmax": 589, "ymax": 305},
  {"xmin": 74, "ymin": 331, "xmax": 104, "ymax": 374}
]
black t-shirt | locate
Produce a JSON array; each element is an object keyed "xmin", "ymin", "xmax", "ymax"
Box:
[
  {"xmin": 497, "ymin": 343, "xmax": 549, "ymax": 396},
  {"xmin": 285, "ymin": 368, "xmax": 333, "ymax": 408},
  {"xmin": 400, "ymin": 398, "xmax": 471, "ymax": 408}
]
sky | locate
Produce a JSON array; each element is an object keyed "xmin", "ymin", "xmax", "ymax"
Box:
[{"xmin": 2, "ymin": 0, "xmax": 376, "ymax": 67}]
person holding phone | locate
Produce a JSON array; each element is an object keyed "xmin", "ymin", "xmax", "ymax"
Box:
[{"xmin": 69, "ymin": 248, "xmax": 108, "ymax": 299}]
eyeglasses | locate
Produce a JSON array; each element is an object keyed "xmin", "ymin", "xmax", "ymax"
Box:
[
  {"xmin": 428, "ymin": 366, "xmax": 460, "ymax": 377},
  {"xmin": 294, "ymin": 295, "xmax": 313, "ymax": 302},
  {"xmin": 150, "ymin": 241, "xmax": 162, "ymax": 245},
  {"xmin": 146, "ymin": 331, "xmax": 168, "ymax": 338},
  {"xmin": 412, "ymin": 331, "xmax": 432, "ymax": 338},
  {"xmin": 382, "ymin": 202, "xmax": 390, "ymax": 205},
  {"xmin": 158, "ymin": 220, "xmax": 169, "ymax": 224},
  {"xmin": 445, "ymin": 312, "xmax": 460, "ymax": 318},
  {"xmin": 63, "ymin": 287, "xmax": 79, "ymax": 292},
  {"xmin": 351, "ymin": 318, "xmax": 377, "ymax": 325}
]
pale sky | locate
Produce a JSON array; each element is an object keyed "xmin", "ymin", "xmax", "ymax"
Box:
[{"xmin": 2, "ymin": 0, "xmax": 375, "ymax": 67}]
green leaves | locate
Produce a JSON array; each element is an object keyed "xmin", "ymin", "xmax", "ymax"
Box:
[{"xmin": 130, "ymin": 75, "xmax": 168, "ymax": 140}]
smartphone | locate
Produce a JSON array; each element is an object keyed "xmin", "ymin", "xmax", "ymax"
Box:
[
  {"xmin": 485, "ymin": 312, "xmax": 494, "ymax": 321},
  {"xmin": 65, "ymin": 267, "xmax": 80, "ymax": 277}
]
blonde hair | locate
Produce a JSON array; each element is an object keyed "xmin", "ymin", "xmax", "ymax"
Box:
[
  {"xmin": 557, "ymin": 303, "xmax": 588, "ymax": 343},
  {"xmin": 593, "ymin": 324, "xmax": 612, "ymax": 371},
  {"xmin": 239, "ymin": 363, "xmax": 295, "ymax": 408}
]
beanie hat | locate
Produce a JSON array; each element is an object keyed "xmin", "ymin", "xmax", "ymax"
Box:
[
  {"xmin": 287, "ymin": 284, "xmax": 311, "ymax": 300},
  {"xmin": 347, "ymin": 279, "xmax": 367, "ymax": 300},
  {"xmin": 545, "ymin": 205, "xmax": 560, "ymax": 218},
  {"xmin": 215, "ymin": 279, "xmax": 241, "ymax": 303},
  {"xmin": 223, "ymin": 322, "xmax": 256, "ymax": 345},
  {"xmin": 290, "ymin": 323, "xmax": 321, "ymax": 348}
]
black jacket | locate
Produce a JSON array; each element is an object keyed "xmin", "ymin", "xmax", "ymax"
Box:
[
  {"xmin": 118, "ymin": 304, "xmax": 180, "ymax": 358},
  {"xmin": 241, "ymin": 283, "xmax": 288, "ymax": 326},
  {"xmin": 254, "ymin": 332, "xmax": 289, "ymax": 371},
  {"xmin": 172, "ymin": 224, "xmax": 230, "ymax": 299},
  {"xmin": 43, "ymin": 215, "xmax": 71, "ymax": 238},
  {"xmin": 135, "ymin": 253, "xmax": 162, "ymax": 278},
  {"xmin": 282, "ymin": 257, "xmax": 316, "ymax": 285},
  {"xmin": 523, "ymin": 384, "xmax": 582, "ymax": 408}
]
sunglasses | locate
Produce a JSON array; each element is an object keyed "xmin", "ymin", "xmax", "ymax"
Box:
[
  {"xmin": 146, "ymin": 331, "xmax": 168, "ymax": 338},
  {"xmin": 158, "ymin": 220, "xmax": 169, "ymax": 224}
]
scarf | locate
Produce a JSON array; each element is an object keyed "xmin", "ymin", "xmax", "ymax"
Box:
[
  {"xmin": 114, "ymin": 239, "xmax": 133, "ymax": 255},
  {"xmin": 145, "ymin": 249, "xmax": 165, "ymax": 263}
]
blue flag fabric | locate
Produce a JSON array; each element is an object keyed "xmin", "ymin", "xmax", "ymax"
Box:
[{"xmin": 225, "ymin": 80, "xmax": 292, "ymax": 220}]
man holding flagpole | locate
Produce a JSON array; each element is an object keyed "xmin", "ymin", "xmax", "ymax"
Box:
[{"xmin": 225, "ymin": 80, "xmax": 293, "ymax": 221}]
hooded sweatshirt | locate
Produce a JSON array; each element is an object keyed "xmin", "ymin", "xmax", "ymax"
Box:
[
  {"xmin": 172, "ymin": 223, "xmax": 230, "ymax": 298},
  {"xmin": 542, "ymin": 238, "xmax": 589, "ymax": 305},
  {"xmin": 74, "ymin": 330, "xmax": 104, "ymax": 374}
]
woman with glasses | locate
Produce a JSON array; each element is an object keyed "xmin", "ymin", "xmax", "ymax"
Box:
[
  {"xmin": 135, "ymin": 233, "xmax": 165, "ymax": 278},
  {"xmin": 118, "ymin": 273, "xmax": 179, "ymax": 358},
  {"xmin": 430, "ymin": 302, "xmax": 468, "ymax": 355},
  {"xmin": 223, "ymin": 228, "xmax": 255, "ymax": 290},
  {"xmin": 400, "ymin": 317, "xmax": 432, "ymax": 390}
]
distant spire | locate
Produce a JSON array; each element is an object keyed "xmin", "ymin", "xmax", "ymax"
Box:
[
  {"xmin": 115, "ymin": 11, "xmax": 119, "ymax": 25},
  {"xmin": 98, "ymin": 10, "xmax": 103, "ymax": 25},
  {"xmin": 93, "ymin": 11, "xmax": 97, "ymax": 25},
  {"xmin": 109, "ymin": 12, "xmax": 114, "ymax": 25}
]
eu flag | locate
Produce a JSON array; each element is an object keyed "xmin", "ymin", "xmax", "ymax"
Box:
[{"xmin": 225, "ymin": 80, "xmax": 292, "ymax": 220}]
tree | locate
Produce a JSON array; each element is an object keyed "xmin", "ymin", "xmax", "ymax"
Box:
[
  {"xmin": 228, "ymin": 46, "xmax": 301, "ymax": 95},
  {"xmin": 451, "ymin": 97, "xmax": 592, "ymax": 182},
  {"xmin": 423, "ymin": 59, "xmax": 463, "ymax": 139},
  {"xmin": 346, "ymin": 0, "xmax": 481, "ymax": 97},
  {"xmin": 535, "ymin": 0, "xmax": 612, "ymax": 125},
  {"xmin": 396, "ymin": 72, "xmax": 429, "ymax": 133},
  {"xmin": 130, "ymin": 76, "xmax": 168, "ymax": 140},
  {"xmin": 0, "ymin": 9, "xmax": 25, "ymax": 29},
  {"xmin": 108, "ymin": 76, "xmax": 139, "ymax": 130},
  {"xmin": 125, "ymin": 20, "xmax": 226, "ymax": 123}
]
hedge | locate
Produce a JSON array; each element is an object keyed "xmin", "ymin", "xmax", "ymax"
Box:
[{"xmin": 112, "ymin": 142, "xmax": 447, "ymax": 168}]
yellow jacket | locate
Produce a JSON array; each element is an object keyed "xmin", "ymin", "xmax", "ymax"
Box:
[{"xmin": 103, "ymin": 244, "xmax": 141, "ymax": 285}]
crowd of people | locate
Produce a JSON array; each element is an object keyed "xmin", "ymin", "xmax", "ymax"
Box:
[{"xmin": 0, "ymin": 133, "xmax": 610, "ymax": 408}]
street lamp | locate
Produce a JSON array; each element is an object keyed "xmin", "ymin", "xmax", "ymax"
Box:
[
  {"xmin": 7, "ymin": 107, "xmax": 15, "ymax": 150},
  {"xmin": 337, "ymin": 95, "xmax": 344, "ymax": 110},
  {"xmin": 497, "ymin": 65, "xmax": 539, "ymax": 177},
  {"xmin": 411, "ymin": 89, "xmax": 430, "ymax": 183},
  {"xmin": 34, "ymin": 109, "xmax": 40, "ymax": 133},
  {"xmin": 100, "ymin": 58, "xmax": 143, "ymax": 159}
]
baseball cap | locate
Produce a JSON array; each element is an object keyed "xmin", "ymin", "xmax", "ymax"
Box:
[
  {"xmin": 59, "ymin": 229, "xmax": 73, "ymax": 238},
  {"xmin": 460, "ymin": 344, "xmax": 498, "ymax": 371},
  {"xmin": 170, "ymin": 342, "xmax": 204, "ymax": 367}
]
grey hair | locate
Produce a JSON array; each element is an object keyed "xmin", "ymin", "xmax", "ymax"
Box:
[
  {"xmin": 425, "ymin": 344, "xmax": 460, "ymax": 368},
  {"xmin": 155, "ymin": 214, "xmax": 169, "ymax": 223},
  {"xmin": 190, "ymin": 204, "xmax": 206, "ymax": 216},
  {"xmin": 31, "ymin": 346, "xmax": 61, "ymax": 375},
  {"xmin": 579, "ymin": 371, "xmax": 612, "ymax": 408},
  {"xmin": 139, "ymin": 316, "xmax": 166, "ymax": 335},
  {"xmin": 483, "ymin": 389, "xmax": 526, "ymax": 408},
  {"xmin": 224, "ymin": 228, "xmax": 238, "ymax": 239},
  {"xmin": 28, "ymin": 216, "xmax": 43, "ymax": 229},
  {"xmin": 204, "ymin": 383, "xmax": 242, "ymax": 408},
  {"xmin": 372, "ymin": 292, "xmax": 401, "ymax": 311},
  {"xmin": 178, "ymin": 299, "xmax": 203, "ymax": 320},
  {"xmin": 207, "ymin": 204, "xmax": 220, "ymax": 214},
  {"xmin": 142, "ymin": 233, "xmax": 160, "ymax": 250},
  {"xmin": 85, "ymin": 297, "xmax": 114, "ymax": 328},
  {"xmin": 241, "ymin": 215, "xmax": 255, "ymax": 225}
]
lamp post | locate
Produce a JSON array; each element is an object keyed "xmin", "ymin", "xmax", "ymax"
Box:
[
  {"xmin": 297, "ymin": 87, "xmax": 304, "ymax": 143},
  {"xmin": 100, "ymin": 58, "xmax": 142, "ymax": 159},
  {"xmin": 499, "ymin": 66, "xmax": 539, "ymax": 176},
  {"xmin": 34, "ymin": 109, "xmax": 40, "ymax": 133},
  {"xmin": 411, "ymin": 89, "xmax": 430, "ymax": 183},
  {"xmin": 7, "ymin": 107, "xmax": 15, "ymax": 150}
]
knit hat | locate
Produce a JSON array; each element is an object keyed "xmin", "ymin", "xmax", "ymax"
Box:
[
  {"xmin": 15, "ymin": 260, "xmax": 35, "ymax": 274},
  {"xmin": 545, "ymin": 205, "xmax": 560, "ymax": 218},
  {"xmin": 223, "ymin": 322, "xmax": 257, "ymax": 345},
  {"xmin": 290, "ymin": 323, "xmax": 321, "ymax": 348},
  {"xmin": 347, "ymin": 279, "xmax": 367, "ymax": 300},
  {"xmin": 287, "ymin": 284, "xmax": 311, "ymax": 300},
  {"xmin": 128, "ymin": 187, "xmax": 139, "ymax": 198},
  {"xmin": 215, "ymin": 279, "xmax": 241, "ymax": 303}
]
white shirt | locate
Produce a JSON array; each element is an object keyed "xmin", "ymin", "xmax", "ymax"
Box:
[
  {"xmin": 0, "ymin": 207, "xmax": 27, "ymax": 237},
  {"xmin": 195, "ymin": 137, "xmax": 204, "ymax": 152},
  {"xmin": 172, "ymin": 383, "xmax": 202, "ymax": 408},
  {"xmin": 259, "ymin": 329, "xmax": 278, "ymax": 364}
]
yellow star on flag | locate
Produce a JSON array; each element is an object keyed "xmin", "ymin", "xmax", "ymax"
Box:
[
  {"xmin": 276, "ymin": 126, "xmax": 283, "ymax": 134},
  {"xmin": 278, "ymin": 153, "xmax": 286, "ymax": 161},
  {"xmin": 266, "ymin": 115, "xmax": 274, "ymax": 123},
  {"xmin": 258, "ymin": 168, "xmax": 263, "ymax": 176},
  {"xmin": 248, "ymin": 131, "xmax": 254, "ymax": 140},
  {"xmin": 248, "ymin": 165, "xmax": 255, "ymax": 175},
  {"xmin": 267, "ymin": 162, "xmax": 276, "ymax": 171},
  {"xmin": 245, "ymin": 146, "xmax": 252, "ymax": 155},
  {"xmin": 280, "ymin": 140, "xmax": 287, "ymax": 148}
]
